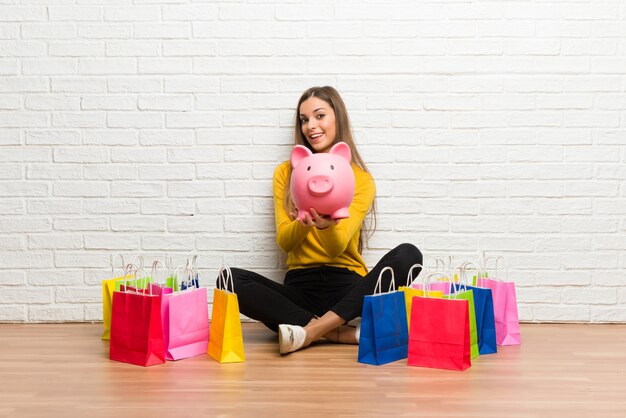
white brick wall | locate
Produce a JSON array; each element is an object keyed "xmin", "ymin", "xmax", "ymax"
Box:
[{"xmin": 1, "ymin": 0, "xmax": 625, "ymax": 323}]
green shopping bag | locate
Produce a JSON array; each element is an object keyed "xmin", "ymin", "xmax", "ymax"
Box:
[{"xmin": 445, "ymin": 283, "xmax": 479, "ymax": 359}]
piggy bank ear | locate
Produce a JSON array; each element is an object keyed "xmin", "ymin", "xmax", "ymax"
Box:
[
  {"xmin": 329, "ymin": 142, "xmax": 352, "ymax": 163},
  {"xmin": 291, "ymin": 145, "xmax": 312, "ymax": 169}
]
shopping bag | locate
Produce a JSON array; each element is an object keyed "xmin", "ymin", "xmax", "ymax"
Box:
[
  {"xmin": 208, "ymin": 267, "xmax": 245, "ymax": 363},
  {"xmin": 109, "ymin": 268, "xmax": 165, "ymax": 367},
  {"xmin": 452, "ymin": 283, "xmax": 496, "ymax": 355},
  {"xmin": 444, "ymin": 270, "xmax": 480, "ymax": 359},
  {"xmin": 476, "ymin": 256, "xmax": 521, "ymax": 346},
  {"xmin": 445, "ymin": 284, "xmax": 479, "ymax": 359},
  {"xmin": 102, "ymin": 256, "xmax": 136, "ymax": 340},
  {"xmin": 358, "ymin": 267, "xmax": 408, "ymax": 366},
  {"xmin": 451, "ymin": 261, "xmax": 496, "ymax": 355},
  {"xmin": 399, "ymin": 266, "xmax": 443, "ymax": 330},
  {"xmin": 408, "ymin": 295, "xmax": 471, "ymax": 371},
  {"xmin": 102, "ymin": 277, "xmax": 119, "ymax": 341},
  {"xmin": 161, "ymin": 264, "xmax": 209, "ymax": 360}
]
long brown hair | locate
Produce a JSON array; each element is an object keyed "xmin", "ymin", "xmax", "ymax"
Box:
[{"xmin": 284, "ymin": 86, "xmax": 377, "ymax": 253}]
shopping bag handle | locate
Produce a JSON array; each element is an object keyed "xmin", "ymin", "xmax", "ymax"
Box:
[
  {"xmin": 458, "ymin": 261, "xmax": 479, "ymax": 285},
  {"xmin": 128, "ymin": 255, "xmax": 144, "ymax": 270},
  {"xmin": 119, "ymin": 265, "xmax": 154, "ymax": 295},
  {"xmin": 138, "ymin": 267, "xmax": 154, "ymax": 295},
  {"xmin": 185, "ymin": 254, "xmax": 200, "ymax": 288},
  {"xmin": 429, "ymin": 255, "xmax": 454, "ymax": 278},
  {"xmin": 183, "ymin": 263, "xmax": 197, "ymax": 289},
  {"xmin": 170, "ymin": 264, "xmax": 193, "ymax": 291},
  {"xmin": 438, "ymin": 269, "xmax": 466, "ymax": 298},
  {"xmin": 406, "ymin": 263, "xmax": 426, "ymax": 287},
  {"xmin": 151, "ymin": 260, "xmax": 166, "ymax": 286},
  {"xmin": 112, "ymin": 254, "xmax": 125, "ymax": 277},
  {"xmin": 429, "ymin": 257, "xmax": 444, "ymax": 271},
  {"xmin": 483, "ymin": 255, "xmax": 507, "ymax": 281},
  {"xmin": 116, "ymin": 263, "xmax": 136, "ymax": 290},
  {"xmin": 373, "ymin": 266, "xmax": 395, "ymax": 295},
  {"xmin": 189, "ymin": 254, "xmax": 198, "ymax": 276},
  {"xmin": 218, "ymin": 267, "xmax": 235, "ymax": 293},
  {"xmin": 165, "ymin": 254, "xmax": 176, "ymax": 281}
]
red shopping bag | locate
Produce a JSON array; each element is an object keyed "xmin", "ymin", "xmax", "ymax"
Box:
[
  {"xmin": 408, "ymin": 295, "xmax": 471, "ymax": 371},
  {"xmin": 109, "ymin": 269, "xmax": 165, "ymax": 367}
]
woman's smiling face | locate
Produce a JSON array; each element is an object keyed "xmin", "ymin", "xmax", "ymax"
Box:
[{"xmin": 299, "ymin": 97, "xmax": 337, "ymax": 153}]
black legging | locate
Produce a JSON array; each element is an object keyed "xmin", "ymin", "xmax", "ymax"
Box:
[{"xmin": 220, "ymin": 243, "xmax": 422, "ymax": 332}]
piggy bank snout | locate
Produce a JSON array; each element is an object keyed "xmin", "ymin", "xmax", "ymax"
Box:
[{"xmin": 307, "ymin": 175, "xmax": 334, "ymax": 196}]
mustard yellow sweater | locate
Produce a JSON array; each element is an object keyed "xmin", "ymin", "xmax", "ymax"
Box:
[{"xmin": 273, "ymin": 160, "xmax": 376, "ymax": 277}]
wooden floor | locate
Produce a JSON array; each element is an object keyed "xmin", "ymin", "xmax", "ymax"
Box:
[{"xmin": 0, "ymin": 323, "xmax": 625, "ymax": 418}]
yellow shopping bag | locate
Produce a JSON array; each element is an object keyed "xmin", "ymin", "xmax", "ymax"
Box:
[
  {"xmin": 102, "ymin": 255, "xmax": 127, "ymax": 340},
  {"xmin": 101, "ymin": 277, "xmax": 118, "ymax": 340},
  {"xmin": 101, "ymin": 255, "xmax": 143, "ymax": 340},
  {"xmin": 208, "ymin": 267, "xmax": 245, "ymax": 363},
  {"xmin": 399, "ymin": 265, "xmax": 443, "ymax": 330}
]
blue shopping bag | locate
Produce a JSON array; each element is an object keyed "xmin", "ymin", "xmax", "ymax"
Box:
[
  {"xmin": 454, "ymin": 261, "xmax": 497, "ymax": 355},
  {"xmin": 180, "ymin": 273, "xmax": 199, "ymax": 290},
  {"xmin": 358, "ymin": 267, "xmax": 408, "ymax": 366},
  {"xmin": 453, "ymin": 283, "xmax": 497, "ymax": 355}
]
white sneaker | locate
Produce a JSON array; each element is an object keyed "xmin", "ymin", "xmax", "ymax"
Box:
[
  {"xmin": 355, "ymin": 323, "xmax": 360, "ymax": 343},
  {"xmin": 278, "ymin": 324, "xmax": 307, "ymax": 354},
  {"xmin": 347, "ymin": 317, "xmax": 361, "ymax": 327}
]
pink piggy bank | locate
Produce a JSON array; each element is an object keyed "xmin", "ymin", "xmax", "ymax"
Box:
[{"xmin": 290, "ymin": 141, "xmax": 355, "ymax": 221}]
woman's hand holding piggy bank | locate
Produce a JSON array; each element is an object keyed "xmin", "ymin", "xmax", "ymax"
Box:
[{"xmin": 290, "ymin": 142, "xmax": 356, "ymax": 222}]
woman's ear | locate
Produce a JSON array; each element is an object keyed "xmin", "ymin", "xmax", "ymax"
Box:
[
  {"xmin": 291, "ymin": 145, "xmax": 312, "ymax": 168},
  {"xmin": 328, "ymin": 141, "xmax": 352, "ymax": 162}
]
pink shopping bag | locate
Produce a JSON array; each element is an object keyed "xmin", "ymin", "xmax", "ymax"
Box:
[
  {"xmin": 475, "ymin": 257, "xmax": 520, "ymax": 346},
  {"xmin": 411, "ymin": 281, "xmax": 453, "ymax": 294},
  {"xmin": 412, "ymin": 256, "xmax": 458, "ymax": 293},
  {"xmin": 161, "ymin": 265, "xmax": 209, "ymax": 360}
]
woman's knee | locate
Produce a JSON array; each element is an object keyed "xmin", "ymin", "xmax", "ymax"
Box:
[
  {"xmin": 395, "ymin": 243, "xmax": 423, "ymax": 264},
  {"xmin": 215, "ymin": 267, "xmax": 245, "ymax": 288}
]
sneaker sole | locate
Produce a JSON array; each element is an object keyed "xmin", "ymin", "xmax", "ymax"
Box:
[{"xmin": 278, "ymin": 324, "xmax": 289, "ymax": 354}]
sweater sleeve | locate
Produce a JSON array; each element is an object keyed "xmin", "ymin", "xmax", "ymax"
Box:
[
  {"xmin": 274, "ymin": 162, "xmax": 310, "ymax": 253},
  {"xmin": 315, "ymin": 169, "xmax": 376, "ymax": 258}
]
